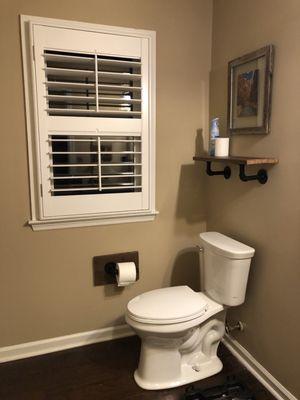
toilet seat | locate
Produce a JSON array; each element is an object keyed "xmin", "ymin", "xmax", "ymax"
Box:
[{"xmin": 127, "ymin": 286, "xmax": 208, "ymax": 324}]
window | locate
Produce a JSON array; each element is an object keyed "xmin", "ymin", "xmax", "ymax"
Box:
[{"xmin": 21, "ymin": 16, "xmax": 156, "ymax": 230}]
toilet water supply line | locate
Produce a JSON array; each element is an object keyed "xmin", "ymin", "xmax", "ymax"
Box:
[{"xmin": 225, "ymin": 320, "xmax": 245, "ymax": 334}]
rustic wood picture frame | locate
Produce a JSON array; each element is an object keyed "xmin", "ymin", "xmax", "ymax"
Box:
[{"xmin": 228, "ymin": 45, "xmax": 274, "ymax": 135}]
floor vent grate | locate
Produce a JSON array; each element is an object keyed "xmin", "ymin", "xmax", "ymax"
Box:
[{"xmin": 184, "ymin": 377, "xmax": 255, "ymax": 400}]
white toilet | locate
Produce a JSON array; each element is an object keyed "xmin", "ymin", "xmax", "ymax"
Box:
[{"xmin": 125, "ymin": 232, "xmax": 255, "ymax": 390}]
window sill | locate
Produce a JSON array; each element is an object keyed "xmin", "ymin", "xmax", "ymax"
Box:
[{"xmin": 28, "ymin": 210, "xmax": 159, "ymax": 231}]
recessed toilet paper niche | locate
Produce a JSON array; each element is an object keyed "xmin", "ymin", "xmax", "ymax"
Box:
[{"xmin": 93, "ymin": 251, "xmax": 139, "ymax": 286}]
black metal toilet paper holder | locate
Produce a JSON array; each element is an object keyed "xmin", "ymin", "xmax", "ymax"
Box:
[
  {"xmin": 93, "ymin": 251, "xmax": 139, "ymax": 286},
  {"xmin": 104, "ymin": 262, "xmax": 118, "ymax": 277}
]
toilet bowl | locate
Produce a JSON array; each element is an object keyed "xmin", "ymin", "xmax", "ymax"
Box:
[
  {"xmin": 126, "ymin": 287, "xmax": 225, "ymax": 390},
  {"xmin": 126, "ymin": 232, "xmax": 255, "ymax": 390}
]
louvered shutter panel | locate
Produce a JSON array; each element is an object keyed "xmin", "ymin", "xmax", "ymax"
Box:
[
  {"xmin": 49, "ymin": 134, "xmax": 142, "ymax": 195},
  {"xmin": 44, "ymin": 51, "xmax": 142, "ymax": 118},
  {"xmin": 31, "ymin": 23, "xmax": 151, "ymax": 218}
]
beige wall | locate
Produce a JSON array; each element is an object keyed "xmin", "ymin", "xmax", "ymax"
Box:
[
  {"xmin": 209, "ymin": 0, "xmax": 300, "ymax": 396},
  {"xmin": 0, "ymin": 0, "xmax": 212, "ymax": 345},
  {"xmin": 1, "ymin": 0, "xmax": 298, "ymax": 395}
]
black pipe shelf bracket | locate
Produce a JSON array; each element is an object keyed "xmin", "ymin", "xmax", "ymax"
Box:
[
  {"xmin": 193, "ymin": 155, "xmax": 279, "ymax": 185},
  {"xmin": 239, "ymin": 164, "xmax": 268, "ymax": 185},
  {"xmin": 206, "ymin": 161, "xmax": 231, "ymax": 180}
]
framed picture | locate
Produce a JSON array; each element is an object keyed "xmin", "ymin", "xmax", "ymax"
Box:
[{"xmin": 227, "ymin": 45, "xmax": 274, "ymax": 134}]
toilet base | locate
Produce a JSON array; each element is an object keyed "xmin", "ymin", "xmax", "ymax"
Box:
[
  {"xmin": 134, "ymin": 356, "xmax": 223, "ymax": 390},
  {"xmin": 126, "ymin": 294, "xmax": 226, "ymax": 391}
]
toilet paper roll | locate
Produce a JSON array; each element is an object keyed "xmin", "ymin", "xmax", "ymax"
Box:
[
  {"xmin": 215, "ymin": 137, "xmax": 230, "ymax": 157},
  {"xmin": 116, "ymin": 262, "xmax": 137, "ymax": 287}
]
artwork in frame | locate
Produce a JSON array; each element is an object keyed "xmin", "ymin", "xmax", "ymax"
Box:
[{"xmin": 228, "ymin": 45, "xmax": 274, "ymax": 134}]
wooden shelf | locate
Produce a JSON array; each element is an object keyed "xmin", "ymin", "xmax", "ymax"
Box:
[
  {"xmin": 193, "ymin": 155, "xmax": 279, "ymax": 165},
  {"xmin": 193, "ymin": 155, "xmax": 279, "ymax": 184}
]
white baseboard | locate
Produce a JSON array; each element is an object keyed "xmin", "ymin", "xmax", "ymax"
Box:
[
  {"xmin": 0, "ymin": 324, "xmax": 134, "ymax": 363},
  {"xmin": 222, "ymin": 334, "xmax": 298, "ymax": 400}
]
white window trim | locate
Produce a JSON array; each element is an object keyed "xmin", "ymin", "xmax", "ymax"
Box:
[{"xmin": 20, "ymin": 15, "xmax": 157, "ymax": 230}]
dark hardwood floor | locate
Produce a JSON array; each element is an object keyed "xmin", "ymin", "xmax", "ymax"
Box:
[{"xmin": 0, "ymin": 336, "xmax": 276, "ymax": 400}]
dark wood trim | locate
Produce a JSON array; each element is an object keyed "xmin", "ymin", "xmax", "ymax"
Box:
[{"xmin": 227, "ymin": 45, "xmax": 274, "ymax": 135}]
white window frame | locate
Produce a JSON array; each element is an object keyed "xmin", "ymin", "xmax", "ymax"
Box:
[{"xmin": 20, "ymin": 15, "xmax": 157, "ymax": 230}]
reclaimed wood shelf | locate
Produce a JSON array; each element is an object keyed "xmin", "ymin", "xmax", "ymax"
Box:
[
  {"xmin": 193, "ymin": 155, "xmax": 279, "ymax": 165},
  {"xmin": 193, "ymin": 155, "xmax": 279, "ymax": 184}
]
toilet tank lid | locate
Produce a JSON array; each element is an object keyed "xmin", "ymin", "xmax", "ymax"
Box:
[{"xmin": 199, "ymin": 232, "xmax": 255, "ymax": 259}]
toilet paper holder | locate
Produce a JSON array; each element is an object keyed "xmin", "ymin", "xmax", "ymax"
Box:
[
  {"xmin": 93, "ymin": 251, "xmax": 139, "ymax": 286},
  {"xmin": 104, "ymin": 262, "xmax": 118, "ymax": 277},
  {"xmin": 105, "ymin": 261, "xmax": 138, "ymax": 286}
]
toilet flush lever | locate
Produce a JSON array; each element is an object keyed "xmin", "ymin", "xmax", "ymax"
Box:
[{"xmin": 196, "ymin": 245, "xmax": 203, "ymax": 252}]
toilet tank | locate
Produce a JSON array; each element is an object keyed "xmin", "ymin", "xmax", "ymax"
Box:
[{"xmin": 199, "ymin": 232, "xmax": 255, "ymax": 306}]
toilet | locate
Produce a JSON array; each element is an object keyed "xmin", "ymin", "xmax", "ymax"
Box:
[{"xmin": 125, "ymin": 232, "xmax": 255, "ymax": 390}]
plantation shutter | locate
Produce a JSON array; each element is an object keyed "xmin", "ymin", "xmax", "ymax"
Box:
[
  {"xmin": 44, "ymin": 51, "xmax": 142, "ymax": 118},
  {"xmin": 31, "ymin": 23, "xmax": 150, "ymax": 218},
  {"xmin": 49, "ymin": 134, "xmax": 142, "ymax": 195}
]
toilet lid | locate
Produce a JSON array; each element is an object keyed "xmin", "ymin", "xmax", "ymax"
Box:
[{"xmin": 127, "ymin": 286, "xmax": 208, "ymax": 324}]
